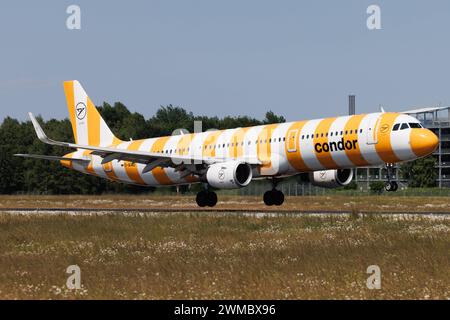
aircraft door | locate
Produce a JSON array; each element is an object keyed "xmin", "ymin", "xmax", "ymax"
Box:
[
  {"xmin": 366, "ymin": 116, "xmax": 380, "ymax": 145},
  {"xmin": 287, "ymin": 129, "xmax": 298, "ymax": 153}
]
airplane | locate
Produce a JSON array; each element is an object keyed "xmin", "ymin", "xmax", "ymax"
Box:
[{"xmin": 16, "ymin": 80, "xmax": 439, "ymax": 207}]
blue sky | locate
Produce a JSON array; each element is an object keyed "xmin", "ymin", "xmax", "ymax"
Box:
[{"xmin": 1, "ymin": 0, "xmax": 450, "ymax": 122}]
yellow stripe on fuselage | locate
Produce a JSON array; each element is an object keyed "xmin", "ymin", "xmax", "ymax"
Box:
[
  {"xmin": 257, "ymin": 124, "xmax": 278, "ymax": 169},
  {"xmin": 375, "ymin": 113, "xmax": 401, "ymax": 163},
  {"xmin": 202, "ymin": 130, "xmax": 222, "ymax": 158},
  {"xmin": 83, "ymin": 150, "xmax": 97, "ymax": 176},
  {"xmin": 344, "ymin": 115, "xmax": 369, "ymax": 166},
  {"xmin": 176, "ymin": 134, "xmax": 198, "ymax": 183},
  {"xmin": 150, "ymin": 137, "xmax": 173, "ymax": 185},
  {"xmin": 314, "ymin": 118, "xmax": 338, "ymax": 169},
  {"xmin": 285, "ymin": 121, "xmax": 309, "ymax": 172},
  {"xmin": 229, "ymin": 127, "xmax": 249, "ymax": 159},
  {"xmin": 124, "ymin": 140, "xmax": 147, "ymax": 185}
]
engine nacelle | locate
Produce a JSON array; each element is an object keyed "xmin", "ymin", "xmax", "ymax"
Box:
[
  {"xmin": 206, "ymin": 161, "xmax": 253, "ymax": 189},
  {"xmin": 308, "ymin": 169, "xmax": 354, "ymax": 188}
]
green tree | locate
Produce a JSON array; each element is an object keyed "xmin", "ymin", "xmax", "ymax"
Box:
[
  {"xmin": 263, "ymin": 111, "xmax": 286, "ymax": 124},
  {"xmin": 400, "ymin": 156, "xmax": 437, "ymax": 188}
]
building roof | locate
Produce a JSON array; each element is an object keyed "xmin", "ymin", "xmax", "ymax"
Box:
[{"xmin": 401, "ymin": 106, "xmax": 449, "ymax": 114}]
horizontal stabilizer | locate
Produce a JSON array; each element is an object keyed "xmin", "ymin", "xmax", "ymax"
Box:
[{"xmin": 14, "ymin": 154, "xmax": 90, "ymax": 165}]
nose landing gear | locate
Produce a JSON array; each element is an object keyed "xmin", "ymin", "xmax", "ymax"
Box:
[{"xmin": 384, "ymin": 163, "xmax": 399, "ymax": 192}]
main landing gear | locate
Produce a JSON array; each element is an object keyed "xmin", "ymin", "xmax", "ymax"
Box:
[
  {"xmin": 263, "ymin": 179, "xmax": 285, "ymax": 206},
  {"xmin": 196, "ymin": 190, "xmax": 218, "ymax": 207},
  {"xmin": 384, "ymin": 163, "xmax": 398, "ymax": 192}
]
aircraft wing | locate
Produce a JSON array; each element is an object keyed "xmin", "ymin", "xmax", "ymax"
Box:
[
  {"xmin": 14, "ymin": 154, "xmax": 91, "ymax": 165},
  {"xmin": 26, "ymin": 113, "xmax": 263, "ymax": 173}
]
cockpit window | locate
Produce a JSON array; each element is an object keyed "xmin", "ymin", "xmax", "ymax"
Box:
[
  {"xmin": 400, "ymin": 123, "xmax": 409, "ymax": 130},
  {"xmin": 393, "ymin": 123, "xmax": 400, "ymax": 131},
  {"xmin": 409, "ymin": 123, "xmax": 422, "ymax": 129}
]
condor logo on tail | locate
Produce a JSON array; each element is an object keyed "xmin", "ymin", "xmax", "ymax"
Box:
[{"xmin": 315, "ymin": 138, "xmax": 358, "ymax": 153}]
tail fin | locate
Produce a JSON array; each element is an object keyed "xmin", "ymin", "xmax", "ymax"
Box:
[{"xmin": 63, "ymin": 80, "xmax": 121, "ymax": 147}]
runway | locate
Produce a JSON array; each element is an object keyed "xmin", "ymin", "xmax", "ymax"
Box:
[{"xmin": 1, "ymin": 207, "xmax": 450, "ymax": 218}]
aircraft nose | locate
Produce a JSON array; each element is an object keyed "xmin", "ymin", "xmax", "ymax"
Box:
[{"xmin": 410, "ymin": 129, "xmax": 439, "ymax": 157}]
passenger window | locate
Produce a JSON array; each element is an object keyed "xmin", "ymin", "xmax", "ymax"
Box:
[
  {"xmin": 393, "ymin": 123, "xmax": 400, "ymax": 131},
  {"xmin": 400, "ymin": 123, "xmax": 409, "ymax": 130}
]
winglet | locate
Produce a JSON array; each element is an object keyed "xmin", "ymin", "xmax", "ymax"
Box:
[{"xmin": 29, "ymin": 112, "xmax": 51, "ymax": 144}]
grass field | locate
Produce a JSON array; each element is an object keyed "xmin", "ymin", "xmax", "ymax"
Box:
[
  {"xmin": 0, "ymin": 207, "xmax": 448, "ymax": 299},
  {"xmin": 3, "ymin": 194, "xmax": 450, "ymax": 212}
]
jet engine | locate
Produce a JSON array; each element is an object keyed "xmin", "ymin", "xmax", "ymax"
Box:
[
  {"xmin": 206, "ymin": 161, "xmax": 253, "ymax": 189},
  {"xmin": 308, "ymin": 169, "xmax": 354, "ymax": 188}
]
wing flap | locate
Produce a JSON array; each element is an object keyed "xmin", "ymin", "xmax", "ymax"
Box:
[{"xmin": 14, "ymin": 154, "xmax": 90, "ymax": 165}]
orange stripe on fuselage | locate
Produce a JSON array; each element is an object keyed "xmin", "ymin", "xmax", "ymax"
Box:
[
  {"xmin": 257, "ymin": 124, "xmax": 279, "ymax": 169},
  {"xmin": 150, "ymin": 137, "xmax": 173, "ymax": 185},
  {"xmin": 313, "ymin": 118, "xmax": 338, "ymax": 169},
  {"xmin": 176, "ymin": 134, "xmax": 198, "ymax": 183},
  {"xmin": 82, "ymin": 150, "xmax": 97, "ymax": 175},
  {"xmin": 176, "ymin": 134, "xmax": 194, "ymax": 156},
  {"xmin": 229, "ymin": 127, "xmax": 250, "ymax": 159},
  {"xmin": 60, "ymin": 152, "xmax": 74, "ymax": 169},
  {"xmin": 343, "ymin": 115, "xmax": 369, "ymax": 166},
  {"xmin": 103, "ymin": 161, "xmax": 120, "ymax": 182},
  {"xmin": 122, "ymin": 140, "xmax": 147, "ymax": 185},
  {"xmin": 202, "ymin": 130, "xmax": 222, "ymax": 158},
  {"xmin": 285, "ymin": 121, "xmax": 309, "ymax": 172},
  {"xmin": 375, "ymin": 113, "xmax": 401, "ymax": 163},
  {"xmin": 63, "ymin": 81, "xmax": 77, "ymax": 143},
  {"xmin": 112, "ymin": 136, "xmax": 122, "ymax": 146}
]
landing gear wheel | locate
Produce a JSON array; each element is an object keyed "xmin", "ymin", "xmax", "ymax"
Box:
[
  {"xmin": 384, "ymin": 181, "xmax": 398, "ymax": 192},
  {"xmin": 263, "ymin": 191, "xmax": 274, "ymax": 206},
  {"xmin": 206, "ymin": 191, "xmax": 218, "ymax": 207},
  {"xmin": 196, "ymin": 191, "xmax": 208, "ymax": 207},
  {"xmin": 196, "ymin": 190, "xmax": 218, "ymax": 207},
  {"xmin": 385, "ymin": 182, "xmax": 393, "ymax": 192},
  {"xmin": 391, "ymin": 181, "xmax": 398, "ymax": 191},
  {"xmin": 273, "ymin": 190, "xmax": 284, "ymax": 206},
  {"xmin": 263, "ymin": 190, "xmax": 285, "ymax": 206}
]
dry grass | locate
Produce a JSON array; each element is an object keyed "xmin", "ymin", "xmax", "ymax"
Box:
[
  {"xmin": 0, "ymin": 212, "xmax": 448, "ymax": 300},
  {"xmin": 2, "ymin": 194, "xmax": 450, "ymax": 212}
]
